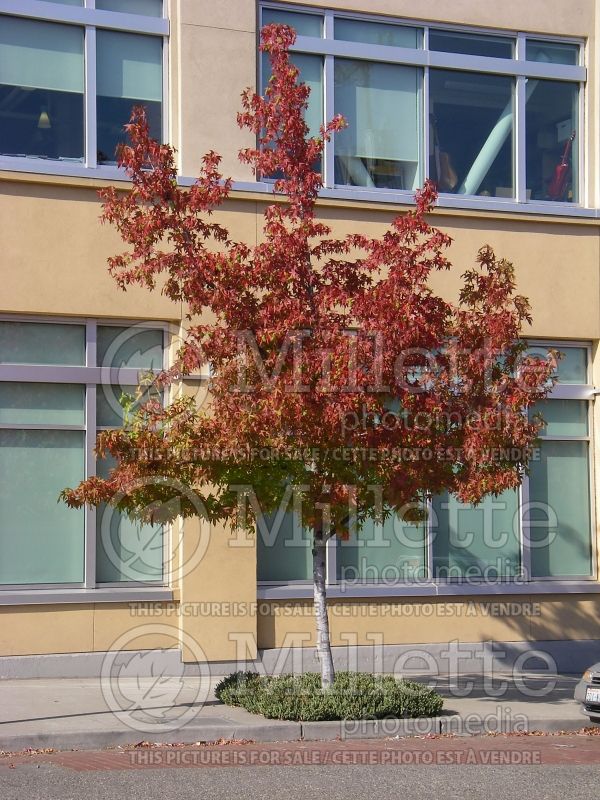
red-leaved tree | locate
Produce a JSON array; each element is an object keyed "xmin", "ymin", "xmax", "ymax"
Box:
[{"xmin": 63, "ymin": 25, "xmax": 554, "ymax": 688}]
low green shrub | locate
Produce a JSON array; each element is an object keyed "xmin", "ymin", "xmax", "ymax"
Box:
[{"xmin": 215, "ymin": 671, "xmax": 443, "ymax": 721}]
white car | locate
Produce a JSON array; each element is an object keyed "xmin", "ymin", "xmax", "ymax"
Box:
[{"xmin": 574, "ymin": 664, "xmax": 600, "ymax": 723}]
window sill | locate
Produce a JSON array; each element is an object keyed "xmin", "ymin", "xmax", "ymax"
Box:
[
  {"xmin": 1, "ymin": 161, "xmax": 598, "ymax": 222},
  {"xmin": 232, "ymin": 180, "xmax": 599, "ymax": 220},
  {"xmin": 0, "ymin": 586, "xmax": 174, "ymax": 606},
  {"xmin": 257, "ymin": 580, "xmax": 600, "ymax": 600}
]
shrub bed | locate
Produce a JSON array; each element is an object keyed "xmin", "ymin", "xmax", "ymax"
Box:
[{"xmin": 215, "ymin": 671, "xmax": 443, "ymax": 721}]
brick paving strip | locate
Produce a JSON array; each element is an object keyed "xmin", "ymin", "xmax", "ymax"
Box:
[{"xmin": 2, "ymin": 731, "xmax": 600, "ymax": 772}]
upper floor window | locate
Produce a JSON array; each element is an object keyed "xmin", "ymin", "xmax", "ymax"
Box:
[
  {"xmin": 0, "ymin": 0, "xmax": 167, "ymax": 168},
  {"xmin": 260, "ymin": 4, "xmax": 585, "ymax": 207}
]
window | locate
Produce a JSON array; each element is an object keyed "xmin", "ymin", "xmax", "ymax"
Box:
[
  {"xmin": 337, "ymin": 515, "xmax": 427, "ymax": 583},
  {"xmin": 257, "ymin": 343, "xmax": 595, "ymax": 587},
  {"xmin": 432, "ymin": 490, "xmax": 521, "ymax": 579},
  {"xmin": 259, "ymin": 4, "xmax": 585, "ymax": 207},
  {"xmin": 527, "ymin": 400, "xmax": 592, "ymax": 577},
  {"xmin": 525, "ymin": 80, "xmax": 579, "ymax": 202},
  {"xmin": 257, "ymin": 511, "xmax": 313, "ymax": 582},
  {"xmin": 0, "ymin": 1, "xmax": 166, "ymax": 168},
  {"xmin": 429, "ymin": 30, "xmax": 514, "ymax": 59},
  {"xmin": 429, "ymin": 70, "xmax": 514, "ymax": 198},
  {"xmin": 96, "ymin": 30, "xmax": 163, "ymax": 164},
  {"xmin": 0, "ymin": 17, "xmax": 84, "ymax": 161},
  {"xmin": 334, "ymin": 59, "xmax": 421, "ymax": 190},
  {"xmin": 0, "ymin": 318, "xmax": 167, "ymax": 588}
]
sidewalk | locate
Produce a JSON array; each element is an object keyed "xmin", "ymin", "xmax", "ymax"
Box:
[{"xmin": 0, "ymin": 673, "xmax": 592, "ymax": 753}]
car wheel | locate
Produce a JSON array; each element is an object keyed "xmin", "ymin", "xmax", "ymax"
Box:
[{"xmin": 588, "ymin": 716, "xmax": 600, "ymax": 725}]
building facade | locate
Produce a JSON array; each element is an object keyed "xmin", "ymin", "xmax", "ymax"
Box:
[{"xmin": 0, "ymin": 0, "xmax": 599, "ymax": 676}]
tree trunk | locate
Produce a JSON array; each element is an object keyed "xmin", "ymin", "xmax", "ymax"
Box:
[{"xmin": 313, "ymin": 529, "xmax": 335, "ymax": 688}]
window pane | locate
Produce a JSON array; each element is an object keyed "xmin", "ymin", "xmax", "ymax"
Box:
[
  {"xmin": 0, "ymin": 383, "xmax": 84, "ymax": 426},
  {"xmin": 97, "ymin": 506, "xmax": 163, "ymax": 582},
  {"xmin": 96, "ymin": 31, "xmax": 162, "ymax": 164},
  {"xmin": 97, "ymin": 384, "xmax": 160, "ymax": 427},
  {"xmin": 432, "ymin": 490, "xmax": 521, "ymax": 578},
  {"xmin": 338, "ymin": 514, "xmax": 426, "ymax": 582},
  {"xmin": 526, "ymin": 40, "xmax": 579, "ymax": 66},
  {"xmin": 335, "ymin": 59, "xmax": 421, "ymax": 190},
  {"xmin": 527, "ymin": 345, "xmax": 587, "ymax": 384},
  {"xmin": 262, "ymin": 52, "xmax": 323, "ymax": 141},
  {"xmin": 97, "ymin": 326, "xmax": 164, "ymax": 369},
  {"xmin": 430, "ymin": 29, "xmax": 514, "ymax": 59},
  {"xmin": 530, "ymin": 400, "xmax": 588, "ymax": 437},
  {"xmin": 430, "ymin": 70, "xmax": 514, "ymax": 197},
  {"xmin": 335, "ymin": 19, "xmax": 422, "ymax": 48},
  {"xmin": 0, "ymin": 17, "xmax": 84, "ymax": 160},
  {"xmin": 257, "ymin": 512, "xmax": 312, "ymax": 581},
  {"xmin": 526, "ymin": 80, "xmax": 578, "ymax": 202},
  {"xmin": 96, "ymin": 454, "xmax": 163, "ymax": 582},
  {"xmin": 528, "ymin": 441, "xmax": 592, "ymax": 577},
  {"xmin": 0, "ymin": 429, "xmax": 85, "ymax": 584},
  {"xmin": 97, "ymin": 0, "xmax": 163, "ymax": 16},
  {"xmin": 262, "ymin": 8, "xmax": 323, "ymax": 37},
  {"xmin": 0, "ymin": 321, "xmax": 85, "ymax": 365},
  {"xmin": 556, "ymin": 347, "xmax": 588, "ymax": 383}
]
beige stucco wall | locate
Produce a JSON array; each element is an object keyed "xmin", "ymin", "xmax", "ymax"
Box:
[
  {"xmin": 0, "ymin": 604, "xmax": 181, "ymax": 657},
  {"xmin": 257, "ymin": 595, "xmax": 600, "ymax": 649},
  {"xmin": 1, "ymin": 0, "xmax": 599, "ymax": 661}
]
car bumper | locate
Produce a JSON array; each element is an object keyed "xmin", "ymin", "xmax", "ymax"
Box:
[{"xmin": 574, "ymin": 678, "xmax": 600, "ymax": 719}]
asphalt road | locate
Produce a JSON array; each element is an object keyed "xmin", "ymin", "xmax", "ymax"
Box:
[
  {"xmin": 3, "ymin": 735, "xmax": 600, "ymax": 799},
  {"xmin": 2, "ymin": 761, "xmax": 600, "ymax": 800}
]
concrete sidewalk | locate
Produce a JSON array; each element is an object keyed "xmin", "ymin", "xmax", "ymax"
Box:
[{"xmin": 0, "ymin": 673, "xmax": 593, "ymax": 753}]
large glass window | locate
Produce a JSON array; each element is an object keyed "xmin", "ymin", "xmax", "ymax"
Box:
[
  {"xmin": 260, "ymin": 51, "xmax": 323, "ymax": 171},
  {"xmin": 97, "ymin": 31, "xmax": 163, "ymax": 164},
  {"xmin": 0, "ymin": 321, "xmax": 85, "ymax": 365},
  {"xmin": 338, "ymin": 514, "xmax": 427, "ymax": 582},
  {"xmin": 429, "ymin": 70, "xmax": 514, "ymax": 198},
  {"xmin": 262, "ymin": 7, "xmax": 323, "ymax": 37},
  {"xmin": 432, "ymin": 490, "xmax": 521, "ymax": 579},
  {"xmin": 97, "ymin": 325, "xmax": 164, "ymax": 370},
  {"xmin": 528, "ymin": 441, "xmax": 592, "ymax": 577},
  {"xmin": 257, "ymin": 344, "xmax": 594, "ymax": 586},
  {"xmin": 429, "ymin": 29, "xmax": 514, "ymax": 59},
  {"xmin": 96, "ymin": 453, "xmax": 164, "ymax": 584},
  {"xmin": 95, "ymin": 324, "xmax": 164, "ymax": 583},
  {"xmin": 257, "ymin": 512, "xmax": 313, "ymax": 582},
  {"xmin": 526, "ymin": 40, "xmax": 580, "ymax": 66},
  {"xmin": 96, "ymin": 0, "xmax": 163, "ymax": 16},
  {"xmin": 0, "ymin": 17, "xmax": 84, "ymax": 161},
  {"xmin": 0, "ymin": 5, "xmax": 167, "ymax": 168},
  {"xmin": 260, "ymin": 5, "xmax": 584, "ymax": 207},
  {"xmin": 261, "ymin": 50, "xmax": 323, "ymax": 139},
  {"xmin": 334, "ymin": 60, "xmax": 421, "ymax": 190},
  {"xmin": 527, "ymin": 385, "xmax": 592, "ymax": 577},
  {"xmin": 0, "ymin": 318, "xmax": 166, "ymax": 589},
  {"xmin": 0, "ymin": 429, "xmax": 85, "ymax": 584},
  {"xmin": 525, "ymin": 80, "xmax": 579, "ymax": 203},
  {"xmin": 335, "ymin": 19, "xmax": 422, "ymax": 48}
]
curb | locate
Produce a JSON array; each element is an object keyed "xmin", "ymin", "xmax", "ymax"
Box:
[
  {"xmin": 302, "ymin": 714, "xmax": 589, "ymax": 740},
  {"xmin": 0, "ymin": 723, "xmax": 303, "ymax": 753},
  {"xmin": 0, "ymin": 714, "xmax": 591, "ymax": 753}
]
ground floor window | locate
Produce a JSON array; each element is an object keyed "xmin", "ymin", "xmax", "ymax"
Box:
[
  {"xmin": 0, "ymin": 317, "xmax": 166, "ymax": 589},
  {"xmin": 257, "ymin": 343, "xmax": 595, "ymax": 585}
]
